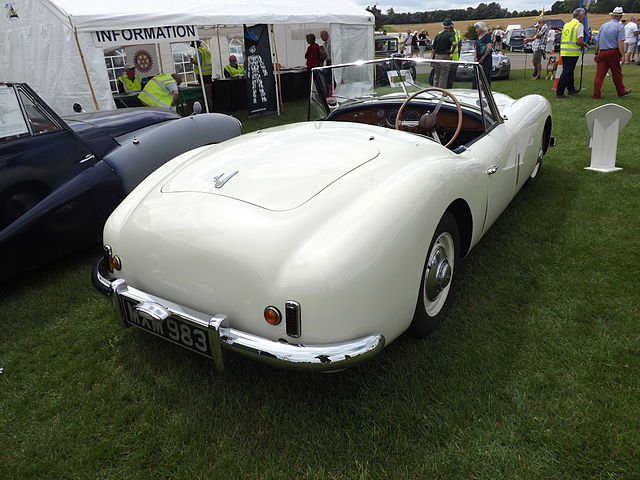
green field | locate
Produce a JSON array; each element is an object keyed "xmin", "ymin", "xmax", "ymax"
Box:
[{"xmin": 1, "ymin": 64, "xmax": 639, "ymax": 479}]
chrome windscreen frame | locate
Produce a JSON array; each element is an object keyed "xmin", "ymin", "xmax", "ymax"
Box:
[{"xmin": 308, "ymin": 56, "xmax": 501, "ymax": 124}]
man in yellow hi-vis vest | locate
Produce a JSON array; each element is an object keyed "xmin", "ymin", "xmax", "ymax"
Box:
[
  {"xmin": 448, "ymin": 27, "xmax": 462, "ymax": 88},
  {"xmin": 556, "ymin": 8, "xmax": 588, "ymax": 98},
  {"xmin": 138, "ymin": 73, "xmax": 182, "ymax": 111},
  {"xmin": 191, "ymin": 41, "xmax": 212, "ymax": 83},
  {"xmin": 224, "ymin": 56, "xmax": 246, "ymax": 78},
  {"xmin": 117, "ymin": 64, "xmax": 142, "ymax": 93}
]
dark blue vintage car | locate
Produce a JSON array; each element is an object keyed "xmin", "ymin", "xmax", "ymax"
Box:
[{"xmin": 0, "ymin": 82, "xmax": 242, "ymax": 280}]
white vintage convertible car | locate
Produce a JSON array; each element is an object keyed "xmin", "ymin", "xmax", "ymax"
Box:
[{"xmin": 93, "ymin": 58, "xmax": 554, "ymax": 371}]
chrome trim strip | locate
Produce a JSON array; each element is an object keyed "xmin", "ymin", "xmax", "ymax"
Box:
[
  {"xmin": 91, "ymin": 258, "xmax": 385, "ymax": 371},
  {"xmin": 208, "ymin": 314, "xmax": 228, "ymax": 372}
]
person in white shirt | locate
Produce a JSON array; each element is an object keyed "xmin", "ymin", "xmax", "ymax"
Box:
[
  {"xmin": 546, "ymin": 28, "xmax": 556, "ymax": 53},
  {"xmin": 623, "ymin": 16, "xmax": 638, "ymax": 63},
  {"xmin": 492, "ymin": 26, "xmax": 505, "ymax": 52},
  {"xmin": 403, "ymin": 29, "xmax": 413, "ymax": 55}
]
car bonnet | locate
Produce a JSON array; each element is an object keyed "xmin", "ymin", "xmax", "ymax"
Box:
[{"xmin": 160, "ymin": 124, "xmax": 381, "ymax": 211}]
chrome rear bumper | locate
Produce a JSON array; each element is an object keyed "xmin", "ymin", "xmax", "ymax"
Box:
[{"xmin": 92, "ymin": 258, "xmax": 385, "ymax": 371}]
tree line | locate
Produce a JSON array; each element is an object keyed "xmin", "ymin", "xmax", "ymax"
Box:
[
  {"xmin": 365, "ymin": 3, "xmax": 541, "ymax": 29},
  {"xmin": 549, "ymin": 0, "xmax": 640, "ymax": 14},
  {"xmin": 366, "ymin": 1, "xmax": 640, "ymax": 29}
]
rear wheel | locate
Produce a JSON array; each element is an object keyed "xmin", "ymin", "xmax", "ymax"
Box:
[
  {"xmin": 527, "ymin": 131, "xmax": 548, "ymax": 186},
  {"xmin": 409, "ymin": 212, "xmax": 460, "ymax": 338}
]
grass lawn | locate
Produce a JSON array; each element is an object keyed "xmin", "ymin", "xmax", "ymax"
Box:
[{"xmin": 1, "ymin": 64, "xmax": 639, "ymax": 480}]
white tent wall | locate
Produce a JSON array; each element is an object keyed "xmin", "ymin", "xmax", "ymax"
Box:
[
  {"xmin": 0, "ymin": 0, "xmax": 113, "ymax": 115},
  {"xmin": 195, "ymin": 24, "xmax": 374, "ymax": 78},
  {"xmin": 1, "ymin": 0, "xmax": 373, "ymax": 115}
]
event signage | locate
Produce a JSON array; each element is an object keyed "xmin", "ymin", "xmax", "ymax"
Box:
[
  {"xmin": 93, "ymin": 25, "xmax": 198, "ymax": 48},
  {"xmin": 243, "ymin": 24, "xmax": 277, "ymax": 118}
]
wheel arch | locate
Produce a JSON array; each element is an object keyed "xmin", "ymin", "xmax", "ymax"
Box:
[
  {"xmin": 542, "ymin": 116, "xmax": 552, "ymax": 154},
  {"xmin": 446, "ymin": 198, "xmax": 473, "ymax": 258},
  {"xmin": 0, "ymin": 180, "xmax": 52, "ymax": 230},
  {"xmin": 1, "ymin": 179, "xmax": 51, "ymax": 200}
]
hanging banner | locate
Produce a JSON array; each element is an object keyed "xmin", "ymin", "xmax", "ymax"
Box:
[
  {"xmin": 243, "ymin": 24, "xmax": 276, "ymax": 117},
  {"xmin": 93, "ymin": 25, "xmax": 198, "ymax": 48}
]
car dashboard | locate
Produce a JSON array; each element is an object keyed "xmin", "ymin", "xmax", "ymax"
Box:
[{"xmin": 325, "ymin": 101, "xmax": 485, "ymax": 149}]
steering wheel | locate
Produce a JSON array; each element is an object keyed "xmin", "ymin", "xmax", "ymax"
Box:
[{"xmin": 395, "ymin": 87, "xmax": 463, "ymax": 148}]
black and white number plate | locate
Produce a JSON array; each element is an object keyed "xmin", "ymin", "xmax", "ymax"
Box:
[{"xmin": 122, "ymin": 299, "xmax": 212, "ymax": 358}]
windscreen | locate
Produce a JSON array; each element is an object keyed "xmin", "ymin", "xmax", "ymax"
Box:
[{"xmin": 309, "ymin": 58, "xmax": 491, "ymax": 121}]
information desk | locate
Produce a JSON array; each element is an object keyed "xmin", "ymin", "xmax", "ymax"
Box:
[
  {"xmin": 113, "ymin": 71, "xmax": 307, "ymax": 114},
  {"xmin": 278, "ymin": 69, "xmax": 309, "ymax": 101},
  {"xmin": 113, "ymin": 92, "xmax": 142, "ymax": 108},
  {"xmin": 211, "ymin": 70, "xmax": 309, "ymax": 111}
]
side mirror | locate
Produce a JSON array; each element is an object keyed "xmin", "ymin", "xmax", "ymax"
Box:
[{"xmin": 192, "ymin": 101, "xmax": 203, "ymax": 115}]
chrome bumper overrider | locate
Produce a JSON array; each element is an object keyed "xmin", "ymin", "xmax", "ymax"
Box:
[{"xmin": 92, "ymin": 258, "xmax": 385, "ymax": 371}]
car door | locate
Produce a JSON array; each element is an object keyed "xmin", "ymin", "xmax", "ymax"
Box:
[
  {"xmin": 0, "ymin": 84, "xmax": 97, "ymax": 227},
  {"xmin": 460, "ymin": 74, "xmax": 518, "ymax": 234}
]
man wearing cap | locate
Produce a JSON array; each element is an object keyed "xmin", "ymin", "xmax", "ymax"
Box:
[
  {"xmin": 556, "ymin": 8, "xmax": 588, "ymax": 97},
  {"xmin": 117, "ymin": 64, "xmax": 142, "ymax": 94},
  {"xmin": 593, "ymin": 7, "xmax": 631, "ymax": 98},
  {"xmin": 431, "ymin": 19, "xmax": 457, "ymax": 88},
  {"xmin": 525, "ymin": 17, "xmax": 549, "ymax": 79}
]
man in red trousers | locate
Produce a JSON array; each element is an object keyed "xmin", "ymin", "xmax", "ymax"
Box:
[{"xmin": 593, "ymin": 6, "xmax": 631, "ymax": 98}]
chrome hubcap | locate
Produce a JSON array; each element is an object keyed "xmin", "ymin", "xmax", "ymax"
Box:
[
  {"xmin": 426, "ymin": 246, "xmax": 452, "ymax": 301},
  {"xmin": 423, "ymin": 232, "xmax": 454, "ymax": 317}
]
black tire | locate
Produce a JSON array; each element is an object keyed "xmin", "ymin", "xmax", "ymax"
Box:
[
  {"xmin": 526, "ymin": 158, "xmax": 542, "ymax": 186},
  {"xmin": 409, "ymin": 212, "xmax": 460, "ymax": 338},
  {"xmin": 526, "ymin": 133, "xmax": 547, "ymax": 186}
]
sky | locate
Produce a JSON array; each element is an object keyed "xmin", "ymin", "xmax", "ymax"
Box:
[{"xmin": 353, "ymin": 1, "xmax": 548, "ymax": 15}]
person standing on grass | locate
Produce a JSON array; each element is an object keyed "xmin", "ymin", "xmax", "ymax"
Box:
[
  {"xmin": 492, "ymin": 25, "xmax": 505, "ymax": 53},
  {"xmin": 547, "ymin": 28, "xmax": 557, "ymax": 54},
  {"xmin": 525, "ymin": 17, "xmax": 549, "ymax": 79},
  {"xmin": 593, "ymin": 7, "xmax": 631, "ymax": 99},
  {"xmin": 556, "ymin": 8, "xmax": 588, "ymax": 98},
  {"xmin": 623, "ymin": 16, "xmax": 638, "ymax": 64},
  {"xmin": 403, "ymin": 29, "xmax": 413, "ymax": 55},
  {"xmin": 418, "ymin": 29, "xmax": 428, "ymax": 57},
  {"xmin": 431, "ymin": 19, "xmax": 457, "ymax": 88},
  {"xmin": 473, "ymin": 22, "xmax": 493, "ymax": 87}
]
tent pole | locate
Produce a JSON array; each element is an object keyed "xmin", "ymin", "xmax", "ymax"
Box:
[
  {"xmin": 156, "ymin": 43, "xmax": 164, "ymax": 72},
  {"xmin": 216, "ymin": 26, "xmax": 223, "ymax": 76},
  {"xmin": 72, "ymin": 26, "xmax": 99, "ymax": 111},
  {"xmin": 270, "ymin": 24, "xmax": 283, "ymax": 115},
  {"xmin": 194, "ymin": 40, "xmax": 210, "ymax": 113}
]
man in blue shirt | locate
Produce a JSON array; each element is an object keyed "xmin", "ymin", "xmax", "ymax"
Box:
[{"xmin": 593, "ymin": 6, "xmax": 631, "ymax": 98}]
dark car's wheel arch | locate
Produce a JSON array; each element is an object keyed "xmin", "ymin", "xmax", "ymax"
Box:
[{"xmin": 0, "ymin": 181, "xmax": 51, "ymax": 229}]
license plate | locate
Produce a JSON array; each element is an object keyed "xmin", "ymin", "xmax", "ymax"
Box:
[{"xmin": 121, "ymin": 299, "xmax": 212, "ymax": 358}]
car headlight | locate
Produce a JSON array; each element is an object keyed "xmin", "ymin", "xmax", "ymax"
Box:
[{"xmin": 499, "ymin": 59, "xmax": 510, "ymax": 66}]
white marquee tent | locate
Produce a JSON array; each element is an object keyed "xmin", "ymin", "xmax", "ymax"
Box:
[{"xmin": 0, "ymin": 0, "xmax": 374, "ymax": 115}]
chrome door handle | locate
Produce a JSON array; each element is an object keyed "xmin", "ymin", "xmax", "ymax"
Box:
[
  {"xmin": 487, "ymin": 165, "xmax": 499, "ymax": 175},
  {"xmin": 79, "ymin": 154, "xmax": 96, "ymax": 164}
]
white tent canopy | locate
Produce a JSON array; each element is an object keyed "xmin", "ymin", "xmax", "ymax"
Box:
[
  {"xmin": 1, "ymin": 0, "xmax": 374, "ymax": 115},
  {"xmin": 46, "ymin": 0, "xmax": 373, "ymax": 31}
]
